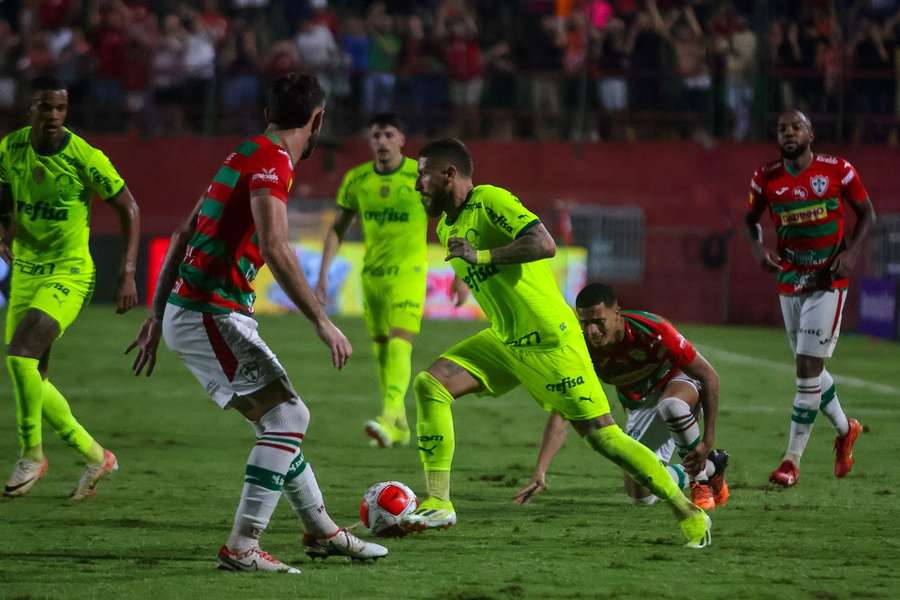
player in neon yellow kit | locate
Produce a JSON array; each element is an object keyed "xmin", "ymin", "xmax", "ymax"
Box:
[
  {"xmin": 316, "ymin": 114, "xmax": 466, "ymax": 448},
  {"xmin": 399, "ymin": 138, "xmax": 711, "ymax": 548},
  {"xmin": 0, "ymin": 76, "xmax": 140, "ymax": 500}
]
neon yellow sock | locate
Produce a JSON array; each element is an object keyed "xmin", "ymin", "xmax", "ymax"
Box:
[
  {"xmin": 383, "ymin": 337, "xmax": 412, "ymax": 429},
  {"xmin": 372, "ymin": 342, "xmax": 388, "ymax": 399},
  {"xmin": 41, "ymin": 379, "xmax": 103, "ymax": 463},
  {"xmin": 584, "ymin": 424, "xmax": 694, "ymax": 518},
  {"xmin": 413, "ymin": 371, "xmax": 455, "ymax": 497},
  {"xmin": 7, "ymin": 356, "xmax": 44, "ymax": 457}
]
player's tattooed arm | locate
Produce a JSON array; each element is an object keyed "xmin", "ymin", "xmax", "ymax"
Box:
[
  {"xmin": 513, "ymin": 411, "xmax": 568, "ymax": 505},
  {"xmin": 831, "ymin": 197, "xmax": 876, "ymax": 279},
  {"xmin": 108, "ymin": 186, "xmax": 141, "ymax": 314},
  {"xmin": 743, "ymin": 204, "xmax": 782, "ymax": 273},
  {"xmin": 316, "ymin": 207, "xmax": 356, "ymax": 305},
  {"xmin": 446, "ymin": 222, "xmax": 556, "ymax": 266},
  {"xmin": 681, "ymin": 352, "xmax": 720, "ymax": 476}
]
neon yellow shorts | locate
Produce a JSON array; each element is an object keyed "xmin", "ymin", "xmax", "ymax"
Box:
[
  {"xmin": 361, "ymin": 271, "xmax": 426, "ymax": 337},
  {"xmin": 441, "ymin": 328, "xmax": 611, "ymax": 421},
  {"xmin": 5, "ymin": 257, "xmax": 96, "ymax": 344}
]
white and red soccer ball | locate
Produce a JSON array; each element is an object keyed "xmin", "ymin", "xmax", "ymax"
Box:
[{"xmin": 360, "ymin": 481, "xmax": 418, "ymax": 537}]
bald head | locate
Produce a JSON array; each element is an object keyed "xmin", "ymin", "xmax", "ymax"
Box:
[{"xmin": 777, "ymin": 110, "xmax": 814, "ymax": 161}]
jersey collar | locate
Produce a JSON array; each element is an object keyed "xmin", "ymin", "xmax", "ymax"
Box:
[{"xmin": 32, "ymin": 129, "xmax": 71, "ymax": 156}]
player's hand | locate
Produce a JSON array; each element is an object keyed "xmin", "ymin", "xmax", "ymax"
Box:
[
  {"xmin": 125, "ymin": 316, "xmax": 162, "ymax": 377},
  {"xmin": 751, "ymin": 245, "xmax": 783, "ymax": 273},
  {"xmin": 314, "ymin": 276, "xmax": 329, "ymax": 306},
  {"xmin": 682, "ymin": 441, "xmax": 710, "ymax": 477},
  {"xmin": 512, "ymin": 473, "xmax": 548, "ymax": 505},
  {"xmin": 445, "ymin": 237, "xmax": 478, "ymax": 264},
  {"xmin": 315, "ymin": 317, "xmax": 352, "ymax": 370},
  {"xmin": 450, "ymin": 275, "xmax": 469, "ymax": 307},
  {"xmin": 830, "ymin": 248, "xmax": 859, "ymax": 279},
  {"xmin": 0, "ymin": 240, "xmax": 12, "ymax": 264},
  {"xmin": 115, "ymin": 274, "xmax": 139, "ymax": 314}
]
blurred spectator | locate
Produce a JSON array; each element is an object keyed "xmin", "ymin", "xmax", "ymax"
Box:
[
  {"xmin": 365, "ymin": 3, "xmax": 399, "ymax": 115},
  {"xmin": 554, "ymin": 13, "xmax": 597, "ymax": 141},
  {"xmin": 767, "ymin": 19, "xmax": 804, "ymax": 110},
  {"xmin": 480, "ymin": 40, "xmax": 517, "ymax": 139},
  {"xmin": 200, "ymin": 0, "xmax": 229, "ymax": 49},
  {"xmin": 219, "ymin": 16, "xmax": 262, "ymax": 134},
  {"xmin": 848, "ymin": 17, "xmax": 894, "ymax": 141},
  {"xmin": 650, "ymin": 0, "xmax": 713, "ymax": 144},
  {"xmin": 717, "ymin": 14, "xmax": 757, "ymax": 141},
  {"xmin": 624, "ymin": 10, "xmax": 663, "ymax": 113},
  {"xmin": 341, "ymin": 15, "xmax": 368, "ymax": 125},
  {"xmin": 295, "ymin": 13, "xmax": 339, "ymax": 96},
  {"xmin": 181, "ymin": 8, "xmax": 217, "ymax": 134},
  {"xmin": 90, "ymin": 1, "xmax": 129, "ymax": 130},
  {"xmin": 438, "ymin": 6, "xmax": 482, "ymax": 137},
  {"xmin": 396, "ymin": 14, "xmax": 447, "ymax": 135},
  {"xmin": 595, "ymin": 17, "xmax": 629, "ymax": 140},
  {"xmin": 151, "ymin": 13, "xmax": 187, "ymax": 135},
  {"xmin": 524, "ymin": 16, "xmax": 563, "ymax": 139}
]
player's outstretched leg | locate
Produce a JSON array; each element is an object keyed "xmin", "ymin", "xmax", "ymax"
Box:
[
  {"xmin": 5, "ymin": 355, "xmax": 47, "ymax": 497},
  {"xmin": 657, "ymin": 395, "xmax": 715, "ymax": 510},
  {"xmin": 583, "ymin": 423, "xmax": 711, "ymax": 548},
  {"xmin": 218, "ymin": 400, "xmax": 306, "ymax": 574},
  {"xmin": 33, "ymin": 379, "xmax": 118, "ymax": 501},
  {"xmin": 635, "ymin": 453, "xmax": 729, "ymax": 509},
  {"xmin": 771, "ymin": 372, "xmax": 821, "ymax": 487},
  {"xmin": 819, "ymin": 369, "xmax": 862, "ymax": 478},
  {"xmin": 366, "ymin": 337, "xmax": 413, "ymax": 448},
  {"xmin": 280, "ymin": 456, "xmax": 388, "ymax": 561},
  {"xmin": 401, "ymin": 371, "xmax": 457, "ymax": 532}
]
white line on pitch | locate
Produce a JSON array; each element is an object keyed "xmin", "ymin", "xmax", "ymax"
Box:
[{"xmin": 697, "ymin": 344, "xmax": 899, "ymax": 397}]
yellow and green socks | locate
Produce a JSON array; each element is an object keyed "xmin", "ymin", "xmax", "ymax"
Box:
[
  {"xmin": 373, "ymin": 337, "xmax": 413, "ymax": 432},
  {"xmin": 413, "ymin": 371, "xmax": 455, "ymax": 499},
  {"xmin": 584, "ymin": 424, "xmax": 694, "ymax": 517}
]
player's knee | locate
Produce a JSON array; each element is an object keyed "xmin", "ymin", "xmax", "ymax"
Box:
[
  {"xmin": 258, "ymin": 397, "xmax": 310, "ymax": 436},
  {"xmin": 656, "ymin": 396, "xmax": 691, "ymax": 421},
  {"xmin": 795, "ymin": 355, "xmax": 824, "ymax": 378},
  {"xmin": 413, "ymin": 370, "xmax": 451, "ymax": 405}
]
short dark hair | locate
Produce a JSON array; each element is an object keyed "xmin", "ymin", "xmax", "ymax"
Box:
[
  {"xmin": 267, "ymin": 73, "xmax": 325, "ymax": 129},
  {"xmin": 368, "ymin": 112, "xmax": 404, "ymax": 131},
  {"xmin": 575, "ymin": 283, "xmax": 617, "ymax": 309},
  {"xmin": 31, "ymin": 75, "xmax": 67, "ymax": 94},
  {"xmin": 419, "ymin": 138, "xmax": 473, "ymax": 177}
]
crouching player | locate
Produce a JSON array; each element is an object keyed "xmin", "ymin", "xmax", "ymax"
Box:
[{"xmin": 514, "ymin": 283, "xmax": 729, "ymax": 509}]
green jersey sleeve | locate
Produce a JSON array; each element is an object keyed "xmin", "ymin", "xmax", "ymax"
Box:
[
  {"xmin": 0, "ymin": 135, "xmax": 9, "ymax": 184},
  {"xmin": 335, "ymin": 166, "xmax": 360, "ymax": 212},
  {"xmin": 479, "ymin": 185, "xmax": 541, "ymax": 241},
  {"xmin": 85, "ymin": 147, "xmax": 125, "ymax": 201}
]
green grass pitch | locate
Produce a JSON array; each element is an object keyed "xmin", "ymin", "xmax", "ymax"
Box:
[{"xmin": 2, "ymin": 307, "xmax": 899, "ymax": 599}]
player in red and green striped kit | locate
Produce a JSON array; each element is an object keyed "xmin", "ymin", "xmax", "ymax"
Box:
[
  {"xmin": 744, "ymin": 110, "xmax": 876, "ymax": 487},
  {"xmin": 127, "ymin": 74, "xmax": 387, "ymax": 573}
]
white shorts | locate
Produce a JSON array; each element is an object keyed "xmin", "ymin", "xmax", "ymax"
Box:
[
  {"xmin": 780, "ymin": 289, "xmax": 846, "ymax": 358},
  {"xmin": 623, "ymin": 373, "xmax": 701, "ymax": 464},
  {"xmin": 163, "ymin": 304, "xmax": 287, "ymax": 408}
]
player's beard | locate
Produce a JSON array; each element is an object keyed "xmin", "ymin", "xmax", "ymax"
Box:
[
  {"xmin": 300, "ymin": 131, "xmax": 320, "ymax": 160},
  {"xmin": 780, "ymin": 139, "xmax": 808, "ymax": 160}
]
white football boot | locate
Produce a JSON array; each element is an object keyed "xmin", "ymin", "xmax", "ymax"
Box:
[
  {"xmin": 70, "ymin": 449, "xmax": 118, "ymax": 501},
  {"xmin": 304, "ymin": 528, "xmax": 388, "ymax": 561},
  {"xmin": 217, "ymin": 545, "xmax": 301, "ymax": 574},
  {"xmin": 3, "ymin": 456, "xmax": 48, "ymax": 497}
]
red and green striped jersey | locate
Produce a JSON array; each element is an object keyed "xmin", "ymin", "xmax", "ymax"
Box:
[
  {"xmin": 169, "ymin": 134, "xmax": 294, "ymax": 314},
  {"xmin": 587, "ymin": 310, "xmax": 697, "ymax": 410},
  {"xmin": 748, "ymin": 154, "xmax": 869, "ymax": 295}
]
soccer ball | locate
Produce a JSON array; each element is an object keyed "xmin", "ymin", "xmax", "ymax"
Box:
[{"xmin": 359, "ymin": 481, "xmax": 419, "ymax": 537}]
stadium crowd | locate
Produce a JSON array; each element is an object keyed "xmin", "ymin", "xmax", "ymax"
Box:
[{"xmin": 0, "ymin": 0, "xmax": 898, "ymax": 142}]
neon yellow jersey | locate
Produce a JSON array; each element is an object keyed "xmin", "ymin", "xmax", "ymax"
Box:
[
  {"xmin": 0, "ymin": 126, "xmax": 124, "ymax": 264},
  {"xmin": 336, "ymin": 157, "xmax": 427, "ymax": 277},
  {"xmin": 436, "ymin": 184, "xmax": 576, "ymax": 350}
]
